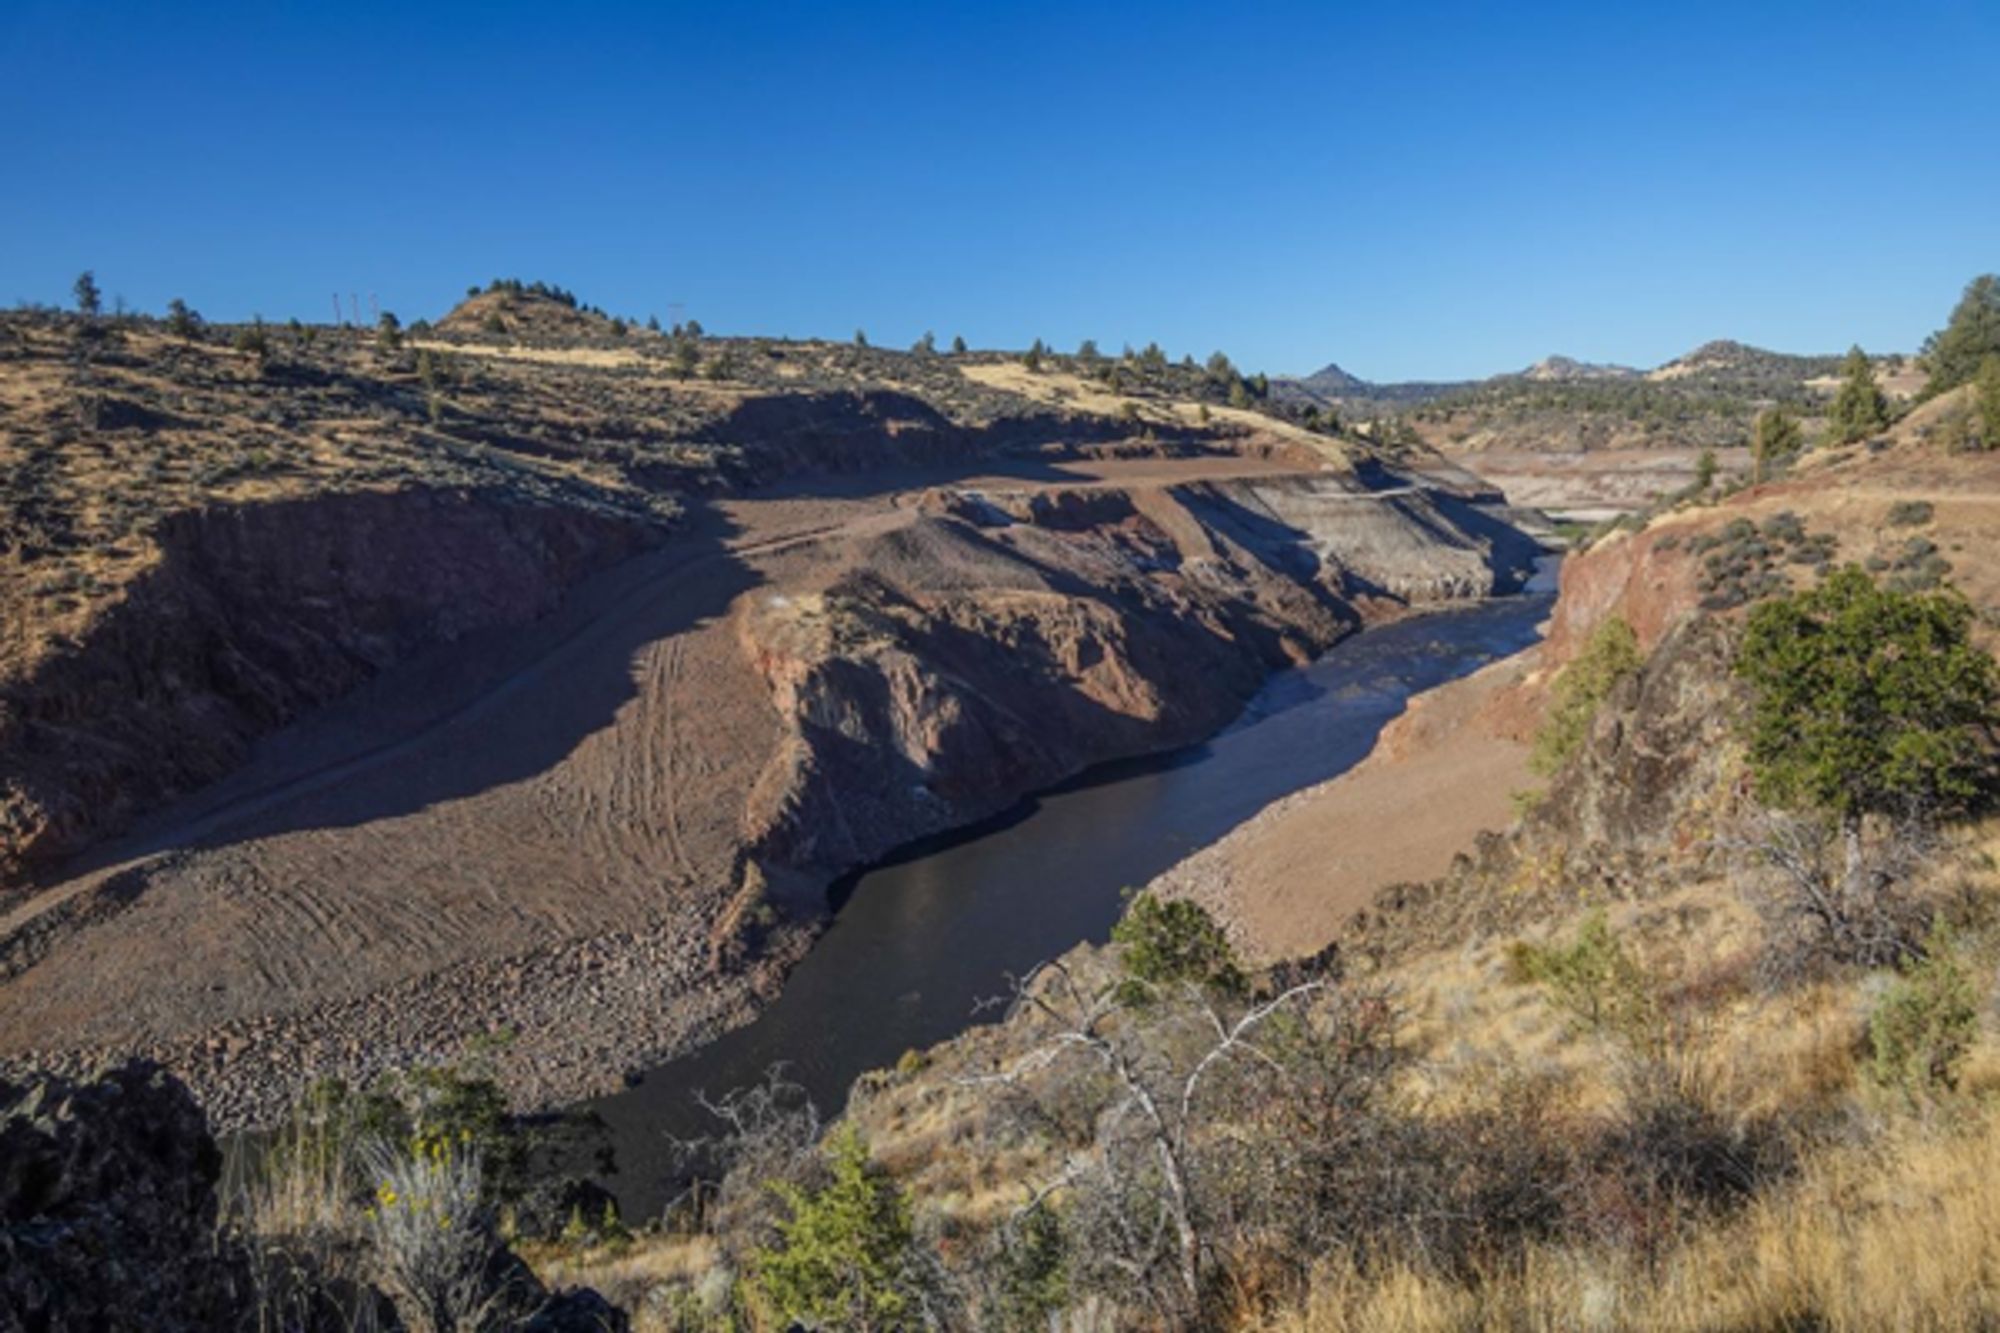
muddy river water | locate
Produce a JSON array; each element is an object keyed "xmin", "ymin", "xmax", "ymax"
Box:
[{"xmin": 575, "ymin": 588, "xmax": 1553, "ymax": 1215}]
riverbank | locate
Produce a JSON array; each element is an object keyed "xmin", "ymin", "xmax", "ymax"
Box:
[
  {"xmin": 571, "ymin": 592, "xmax": 1552, "ymax": 1217},
  {"xmin": 1, "ymin": 452, "xmax": 1541, "ymax": 1129},
  {"xmin": 1149, "ymin": 638, "xmax": 1545, "ymax": 963}
]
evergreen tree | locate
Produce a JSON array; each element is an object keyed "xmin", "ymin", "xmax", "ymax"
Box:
[
  {"xmin": 912, "ymin": 330, "xmax": 936, "ymax": 356},
  {"xmin": 72, "ymin": 271, "xmax": 101, "ymax": 317},
  {"xmin": 1752, "ymin": 407, "xmax": 1803, "ymax": 483},
  {"xmin": 854, "ymin": 328, "xmax": 869, "ymax": 348},
  {"xmin": 1022, "ymin": 338, "xmax": 1045, "ymax": 372},
  {"xmin": 233, "ymin": 315, "xmax": 270, "ymax": 360},
  {"xmin": 1826, "ymin": 345, "xmax": 1889, "ymax": 444},
  {"xmin": 671, "ymin": 337, "xmax": 699, "ymax": 378},
  {"xmin": 1737, "ymin": 568, "xmax": 1999, "ymax": 898},
  {"xmin": 1205, "ymin": 350, "xmax": 1235, "ymax": 381},
  {"xmin": 753, "ymin": 1128, "xmax": 921, "ymax": 1331},
  {"xmin": 1076, "ymin": 338, "xmax": 1099, "ymax": 362},
  {"xmin": 683, "ymin": 318, "xmax": 704, "ymax": 339},
  {"xmin": 165, "ymin": 298, "xmax": 200, "ymax": 341},
  {"xmin": 377, "ymin": 310, "xmax": 403, "ymax": 350},
  {"xmin": 950, "ymin": 334, "xmax": 967, "ymax": 355},
  {"xmin": 1977, "ymin": 354, "xmax": 2000, "ymax": 450},
  {"xmin": 1920, "ymin": 274, "xmax": 2000, "ymax": 394}
]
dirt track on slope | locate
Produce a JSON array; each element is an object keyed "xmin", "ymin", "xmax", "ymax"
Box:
[{"xmin": 0, "ymin": 451, "xmax": 1329, "ymax": 1120}]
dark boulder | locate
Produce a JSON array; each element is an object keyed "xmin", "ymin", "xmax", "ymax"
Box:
[
  {"xmin": 0, "ymin": 1059, "xmax": 628, "ymax": 1332},
  {"xmin": 0, "ymin": 1059, "xmax": 250, "ymax": 1331}
]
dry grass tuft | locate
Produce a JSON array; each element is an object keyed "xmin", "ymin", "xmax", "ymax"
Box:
[{"xmin": 1260, "ymin": 1108, "xmax": 2000, "ymax": 1332}]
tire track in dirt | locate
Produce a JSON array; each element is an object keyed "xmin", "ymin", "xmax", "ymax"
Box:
[{"xmin": 652, "ymin": 635, "xmax": 697, "ymax": 885}]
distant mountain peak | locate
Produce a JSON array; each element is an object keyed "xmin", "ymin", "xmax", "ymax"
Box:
[
  {"xmin": 1299, "ymin": 362, "xmax": 1368, "ymax": 393},
  {"xmin": 1521, "ymin": 355, "xmax": 1638, "ymax": 382}
]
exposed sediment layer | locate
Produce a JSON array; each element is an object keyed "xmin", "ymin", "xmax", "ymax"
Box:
[{"xmin": 0, "ymin": 458, "xmax": 1539, "ymax": 1124}]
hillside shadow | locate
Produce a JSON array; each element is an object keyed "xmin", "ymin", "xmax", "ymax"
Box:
[{"xmin": 58, "ymin": 497, "xmax": 761, "ymax": 875}]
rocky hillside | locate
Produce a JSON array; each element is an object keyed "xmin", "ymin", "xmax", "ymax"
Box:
[
  {"xmin": 0, "ymin": 294, "xmax": 1541, "ymax": 1129},
  {"xmin": 525, "ymin": 394, "xmax": 2000, "ymax": 1329},
  {"xmin": 0, "ymin": 297, "xmax": 1341, "ymax": 882}
]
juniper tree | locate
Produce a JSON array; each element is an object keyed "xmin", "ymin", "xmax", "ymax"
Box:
[
  {"xmin": 671, "ymin": 337, "xmax": 700, "ymax": 378},
  {"xmin": 1921, "ymin": 275, "xmax": 2000, "ymax": 394},
  {"xmin": 752, "ymin": 1128, "xmax": 924, "ymax": 1331},
  {"xmin": 72, "ymin": 271, "xmax": 101, "ymax": 317},
  {"xmin": 166, "ymin": 298, "xmax": 200, "ymax": 341},
  {"xmin": 1736, "ymin": 567, "xmax": 1999, "ymax": 954},
  {"xmin": 1752, "ymin": 408, "xmax": 1803, "ymax": 483},
  {"xmin": 1976, "ymin": 354, "xmax": 2000, "ymax": 449},
  {"xmin": 1827, "ymin": 345, "xmax": 1889, "ymax": 444},
  {"xmin": 233, "ymin": 316, "xmax": 270, "ymax": 360},
  {"xmin": 950, "ymin": 334, "xmax": 967, "ymax": 355}
]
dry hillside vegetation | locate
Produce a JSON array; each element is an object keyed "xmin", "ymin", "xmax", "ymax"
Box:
[{"xmin": 519, "ymin": 396, "xmax": 2000, "ymax": 1331}]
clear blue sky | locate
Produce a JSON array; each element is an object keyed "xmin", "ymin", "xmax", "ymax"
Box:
[{"xmin": 2, "ymin": 2, "xmax": 1994, "ymax": 381}]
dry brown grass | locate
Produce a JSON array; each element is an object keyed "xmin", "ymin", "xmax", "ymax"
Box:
[
  {"xmin": 521, "ymin": 1233, "xmax": 726, "ymax": 1331},
  {"xmin": 1259, "ymin": 1108, "xmax": 2000, "ymax": 1333}
]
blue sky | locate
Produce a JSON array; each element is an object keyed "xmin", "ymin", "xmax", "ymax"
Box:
[{"xmin": 2, "ymin": 2, "xmax": 1994, "ymax": 381}]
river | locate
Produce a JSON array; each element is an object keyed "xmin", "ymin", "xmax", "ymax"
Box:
[{"xmin": 572, "ymin": 588, "xmax": 1553, "ymax": 1216}]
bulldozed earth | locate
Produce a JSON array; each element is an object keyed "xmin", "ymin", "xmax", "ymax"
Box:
[{"xmin": 0, "ymin": 301, "xmax": 1540, "ymax": 1122}]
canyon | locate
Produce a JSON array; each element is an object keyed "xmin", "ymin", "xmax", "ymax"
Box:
[{"xmin": 0, "ymin": 306, "xmax": 1541, "ymax": 1125}]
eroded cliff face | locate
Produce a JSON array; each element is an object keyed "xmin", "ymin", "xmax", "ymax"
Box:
[
  {"xmin": 0, "ymin": 487, "xmax": 659, "ymax": 882},
  {"xmin": 740, "ymin": 476, "xmax": 1540, "ymax": 901},
  {"xmin": 0, "ymin": 459, "xmax": 1544, "ymax": 1123}
]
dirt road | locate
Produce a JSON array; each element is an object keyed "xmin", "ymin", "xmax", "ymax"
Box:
[{"xmin": 0, "ymin": 450, "xmax": 1344, "ymax": 1119}]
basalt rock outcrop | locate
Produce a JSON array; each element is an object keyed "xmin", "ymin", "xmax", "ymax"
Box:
[
  {"xmin": 0, "ymin": 1060, "xmax": 626, "ymax": 1332},
  {"xmin": 0, "ymin": 1060, "xmax": 250, "ymax": 1331}
]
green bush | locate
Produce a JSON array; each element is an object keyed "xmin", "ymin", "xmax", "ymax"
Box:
[
  {"xmin": 1869, "ymin": 928, "xmax": 1979, "ymax": 1096},
  {"xmin": 1737, "ymin": 567, "xmax": 1998, "ymax": 825},
  {"xmin": 233, "ymin": 317, "xmax": 270, "ymax": 359},
  {"xmin": 753, "ymin": 1128, "xmax": 922, "ymax": 1331},
  {"xmin": 1529, "ymin": 616, "xmax": 1642, "ymax": 777},
  {"xmin": 1886, "ymin": 500, "xmax": 1935, "ymax": 527},
  {"xmin": 1509, "ymin": 909, "xmax": 1657, "ymax": 1041},
  {"xmin": 1110, "ymin": 891, "xmax": 1244, "ymax": 998},
  {"xmin": 987, "ymin": 1204, "xmax": 1068, "ymax": 1332}
]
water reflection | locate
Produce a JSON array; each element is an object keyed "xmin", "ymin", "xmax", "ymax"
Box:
[{"xmin": 577, "ymin": 592, "xmax": 1551, "ymax": 1214}]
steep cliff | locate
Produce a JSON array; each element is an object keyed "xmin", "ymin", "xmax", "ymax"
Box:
[{"xmin": 0, "ymin": 487, "xmax": 661, "ymax": 883}]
